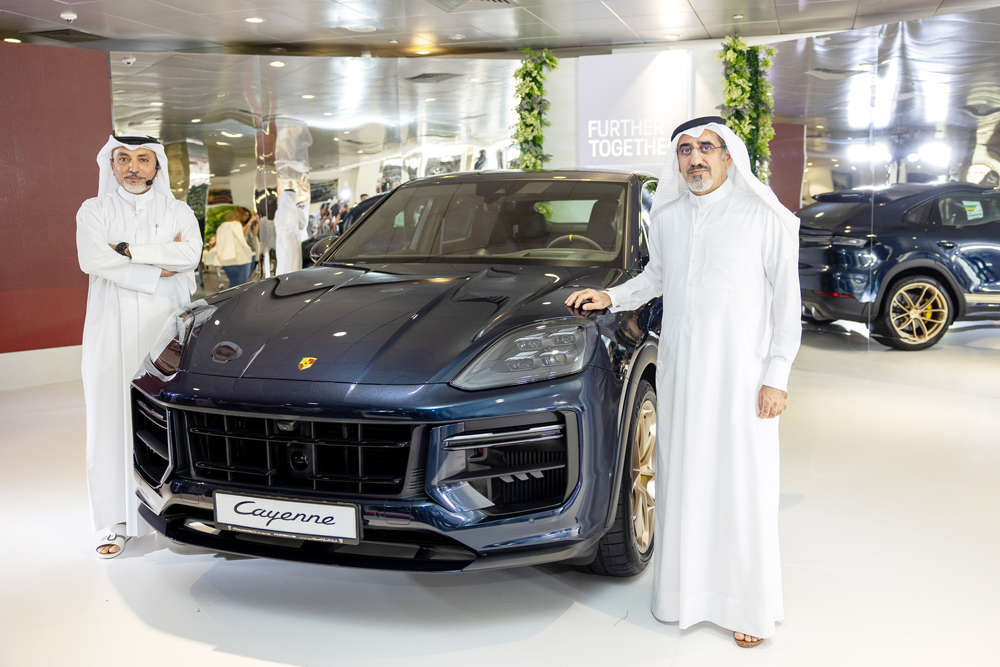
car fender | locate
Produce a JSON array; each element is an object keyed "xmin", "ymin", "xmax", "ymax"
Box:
[
  {"xmin": 872, "ymin": 255, "xmax": 967, "ymax": 319},
  {"xmin": 604, "ymin": 336, "xmax": 658, "ymax": 531}
]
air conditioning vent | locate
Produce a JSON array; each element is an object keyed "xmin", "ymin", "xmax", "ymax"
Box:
[
  {"xmin": 425, "ymin": 0, "xmax": 515, "ymax": 13},
  {"xmin": 405, "ymin": 73, "xmax": 461, "ymax": 83},
  {"xmin": 31, "ymin": 29, "xmax": 106, "ymax": 43}
]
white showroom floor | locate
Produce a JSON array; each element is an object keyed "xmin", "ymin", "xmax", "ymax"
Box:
[{"xmin": 1, "ymin": 320, "xmax": 998, "ymax": 667}]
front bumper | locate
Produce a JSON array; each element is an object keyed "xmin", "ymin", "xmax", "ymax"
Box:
[{"xmin": 132, "ymin": 363, "xmax": 624, "ymax": 572}]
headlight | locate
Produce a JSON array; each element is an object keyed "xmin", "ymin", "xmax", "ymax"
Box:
[
  {"xmin": 149, "ymin": 301, "xmax": 215, "ymax": 375},
  {"xmin": 451, "ymin": 318, "xmax": 598, "ymax": 390}
]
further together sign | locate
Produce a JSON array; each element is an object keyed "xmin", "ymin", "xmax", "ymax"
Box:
[{"xmin": 577, "ymin": 51, "xmax": 690, "ymax": 170}]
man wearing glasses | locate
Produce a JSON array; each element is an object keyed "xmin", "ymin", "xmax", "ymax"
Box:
[{"xmin": 566, "ymin": 116, "xmax": 801, "ymax": 648}]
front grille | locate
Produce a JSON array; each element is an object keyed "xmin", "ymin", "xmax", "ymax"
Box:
[
  {"xmin": 438, "ymin": 413, "xmax": 575, "ymax": 516},
  {"xmin": 132, "ymin": 390, "xmax": 171, "ymax": 487},
  {"xmin": 171, "ymin": 408, "xmax": 421, "ymax": 497}
]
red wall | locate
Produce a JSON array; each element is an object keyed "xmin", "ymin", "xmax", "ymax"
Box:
[
  {"xmin": 0, "ymin": 42, "xmax": 112, "ymax": 353},
  {"xmin": 769, "ymin": 123, "xmax": 806, "ymax": 213}
]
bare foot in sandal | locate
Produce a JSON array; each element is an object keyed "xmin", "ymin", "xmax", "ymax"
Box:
[
  {"xmin": 96, "ymin": 523, "xmax": 128, "ymax": 558},
  {"xmin": 734, "ymin": 632, "xmax": 762, "ymax": 648}
]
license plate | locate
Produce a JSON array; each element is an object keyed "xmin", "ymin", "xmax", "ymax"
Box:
[{"xmin": 214, "ymin": 492, "xmax": 361, "ymax": 545}]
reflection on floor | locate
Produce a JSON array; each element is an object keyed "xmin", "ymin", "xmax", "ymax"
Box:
[{"xmin": 1, "ymin": 321, "xmax": 997, "ymax": 666}]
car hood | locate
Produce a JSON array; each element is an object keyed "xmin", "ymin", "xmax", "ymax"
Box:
[{"xmin": 184, "ymin": 263, "xmax": 616, "ymax": 384}]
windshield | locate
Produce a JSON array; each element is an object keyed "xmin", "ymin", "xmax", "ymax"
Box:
[{"xmin": 327, "ymin": 179, "xmax": 627, "ymax": 266}]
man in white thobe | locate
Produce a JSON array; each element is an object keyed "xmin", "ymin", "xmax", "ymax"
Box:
[
  {"xmin": 566, "ymin": 116, "xmax": 801, "ymax": 646},
  {"xmin": 274, "ymin": 188, "xmax": 307, "ymax": 275},
  {"xmin": 77, "ymin": 134, "xmax": 202, "ymax": 556}
]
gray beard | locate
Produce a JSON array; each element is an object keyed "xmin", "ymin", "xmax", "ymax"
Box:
[
  {"xmin": 686, "ymin": 173, "xmax": 713, "ymax": 193},
  {"xmin": 121, "ymin": 177, "xmax": 151, "ymax": 194}
]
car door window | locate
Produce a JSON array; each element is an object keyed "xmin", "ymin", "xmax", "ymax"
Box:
[
  {"xmin": 933, "ymin": 193, "xmax": 1000, "ymax": 227},
  {"xmin": 636, "ymin": 178, "xmax": 657, "ymax": 270},
  {"xmin": 902, "ymin": 199, "xmax": 934, "ymax": 225}
]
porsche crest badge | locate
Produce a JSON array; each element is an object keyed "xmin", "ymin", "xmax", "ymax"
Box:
[{"xmin": 298, "ymin": 357, "xmax": 317, "ymax": 370}]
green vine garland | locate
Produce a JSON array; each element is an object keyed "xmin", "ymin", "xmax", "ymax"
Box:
[
  {"xmin": 512, "ymin": 48, "xmax": 558, "ymax": 171},
  {"xmin": 717, "ymin": 36, "xmax": 777, "ymax": 183}
]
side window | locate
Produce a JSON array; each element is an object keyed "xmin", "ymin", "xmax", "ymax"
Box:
[
  {"xmin": 902, "ymin": 199, "xmax": 933, "ymax": 225},
  {"xmin": 636, "ymin": 179, "xmax": 657, "ymax": 269},
  {"xmin": 933, "ymin": 193, "xmax": 1000, "ymax": 227}
]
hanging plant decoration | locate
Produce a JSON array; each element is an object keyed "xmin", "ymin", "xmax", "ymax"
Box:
[
  {"xmin": 511, "ymin": 47, "xmax": 559, "ymax": 171},
  {"xmin": 717, "ymin": 36, "xmax": 777, "ymax": 183}
]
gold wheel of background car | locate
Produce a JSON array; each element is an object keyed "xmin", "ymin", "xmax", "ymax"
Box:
[
  {"xmin": 631, "ymin": 398, "xmax": 656, "ymax": 554},
  {"xmin": 888, "ymin": 281, "xmax": 949, "ymax": 344}
]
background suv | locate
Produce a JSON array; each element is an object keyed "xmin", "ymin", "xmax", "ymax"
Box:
[{"xmin": 798, "ymin": 183, "xmax": 1000, "ymax": 350}]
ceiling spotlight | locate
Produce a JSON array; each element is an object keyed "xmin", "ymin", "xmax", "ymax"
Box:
[
  {"xmin": 389, "ymin": 39, "xmax": 398, "ymax": 44},
  {"xmin": 733, "ymin": 13, "xmax": 744, "ymax": 19},
  {"xmin": 302, "ymin": 94, "xmax": 314, "ymax": 99},
  {"xmin": 150, "ymin": 102, "xmax": 163, "ymax": 106},
  {"xmin": 4, "ymin": 38, "xmax": 21, "ymax": 43},
  {"xmin": 245, "ymin": 17, "xmax": 265, "ymax": 24},
  {"xmin": 191, "ymin": 119, "xmax": 201, "ymax": 123},
  {"xmin": 416, "ymin": 50, "xmax": 431, "ymax": 55},
  {"xmin": 469, "ymin": 77, "xmax": 482, "ymax": 82},
  {"xmin": 663, "ymin": 34, "xmax": 681, "ymax": 40},
  {"xmin": 449, "ymin": 34, "xmax": 466, "ymax": 40},
  {"xmin": 270, "ymin": 47, "xmax": 287, "ymax": 53},
  {"xmin": 334, "ymin": 137, "xmax": 340, "ymax": 141},
  {"xmin": 343, "ymin": 131, "xmax": 350, "ymax": 134},
  {"xmin": 425, "ymin": 97, "xmax": 436, "ymax": 101},
  {"xmin": 816, "ymin": 125, "xmax": 825, "ymax": 129},
  {"xmin": 239, "ymin": 164, "xmax": 247, "ymax": 167},
  {"xmin": 358, "ymin": 150, "xmax": 363, "ymax": 154},
  {"xmin": 346, "ymin": 25, "xmax": 376, "ymax": 32},
  {"xmin": 270, "ymin": 61, "xmax": 285, "ymax": 67},
  {"xmin": 324, "ymin": 112, "xmax": 332, "ymax": 116}
]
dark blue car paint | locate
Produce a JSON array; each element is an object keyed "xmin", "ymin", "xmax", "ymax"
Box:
[{"xmin": 132, "ymin": 171, "xmax": 665, "ymax": 571}]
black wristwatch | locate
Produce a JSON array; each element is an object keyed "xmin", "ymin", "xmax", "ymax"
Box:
[{"xmin": 115, "ymin": 242, "xmax": 130, "ymax": 257}]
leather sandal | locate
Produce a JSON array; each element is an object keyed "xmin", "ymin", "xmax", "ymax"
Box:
[
  {"xmin": 734, "ymin": 632, "xmax": 763, "ymax": 648},
  {"xmin": 96, "ymin": 525, "xmax": 130, "ymax": 559}
]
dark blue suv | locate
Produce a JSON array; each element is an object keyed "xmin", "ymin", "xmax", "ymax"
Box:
[{"xmin": 798, "ymin": 183, "xmax": 1000, "ymax": 350}]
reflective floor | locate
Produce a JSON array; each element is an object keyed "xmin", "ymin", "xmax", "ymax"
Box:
[{"xmin": 1, "ymin": 321, "xmax": 997, "ymax": 666}]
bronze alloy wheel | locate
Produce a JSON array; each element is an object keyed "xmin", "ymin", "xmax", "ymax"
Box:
[
  {"xmin": 888, "ymin": 281, "xmax": 950, "ymax": 345},
  {"xmin": 631, "ymin": 398, "xmax": 656, "ymax": 554}
]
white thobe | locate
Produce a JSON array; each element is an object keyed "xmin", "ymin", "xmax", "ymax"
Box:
[
  {"xmin": 77, "ymin": 187, "xmax": 202, "ymax": 534},
  {"xmin": 606, "ymin": 177, "xmax": 801, "ymax": 638},
  {"xmin": 275, "ymin": 204, "xmax": 307, "ymax": 275}
]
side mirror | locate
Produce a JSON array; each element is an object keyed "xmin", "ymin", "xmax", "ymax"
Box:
[{"xmin": 309, "ymin": 236, "xmax": 336, "ymax": 264}]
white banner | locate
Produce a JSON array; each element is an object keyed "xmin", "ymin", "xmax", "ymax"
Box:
[{"xmin": 577, "ymin": 51, "xmax": 691, "ymax": 170}]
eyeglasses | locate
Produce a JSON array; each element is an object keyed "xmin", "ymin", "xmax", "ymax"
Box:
[{"xmin": 677, "ymin": 144, "xmax": 726, "ymax": 157}]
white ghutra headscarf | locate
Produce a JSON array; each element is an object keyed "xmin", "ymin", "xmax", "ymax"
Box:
[
  {"xmin": 95, "ymin": 133, "xmax": 172, "ymax": 198},
  {"xmin": 651, "ymin": 116, "xmax": 798, "ymax": 231}
]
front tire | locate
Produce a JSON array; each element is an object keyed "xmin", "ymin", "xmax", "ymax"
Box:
[
  {"xmin": 872, "ymin": 276, "xmax": 953, "ymax": 350},
  {"xmin": 585, "ymin": 379, "xmax": 656, "ymax": 577}
]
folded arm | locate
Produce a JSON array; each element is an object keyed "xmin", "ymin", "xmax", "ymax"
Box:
[
  {"xmin": 127, "ymin": 205, "xmax": 202, "ymax": 272},
  {"xmin": 77, "ymin": 202, "xmax": 161, "ymax": 294}
]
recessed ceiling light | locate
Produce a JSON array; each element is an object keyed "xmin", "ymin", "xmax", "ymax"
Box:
[
  {"xmin": 270, "ymin": 61, "xmax": 285, "ymax": 67},
  {"xmin": 245, "ymin": 17, "xmax": 265, "ymax": 24},
  {"xmin": 416, "ymin": 50, "xmax": 431, "ymax": 55},
  {"xmin": 324, "ymin": 112, "xmax": 332, "ymax": 116},
  {"xmin": 239, "ymin": 164, "xmax": 247, "ymax": 167},
  {"xmin": 807, "ymin": 162, "xmax": 813, "ymax": 166},
  {"xmin": 333, "ymin": 331, "xmax": 347, "ymax": 337},
  {"xmin": 209, "ymin": 173, "xmax": 215, "ymax": 177},
  {"xmin": 389, "ymin": 39, "xmax": 398, "ymax": 44},
  {"xmin": 449, "ymin": 34, "xmax": 466, "ymax": 40},
  {"xmin": 817, "ymin": 125, "xmax": 825, "ymax": 129},
  {"xmin": 733, "ymin": 13, "xmax": 744, "ymax": 19},
  {"xmin": 150, "ymin": 102, "xmax": 163, "ymax": 106},
  {"xmin": 191, "ymin": 119, "xmax": 201, "ymax": 123},
  {"xmin": 663, "ymin": 34, "xmax": 681, "ymax": 40},
  {"xmin": 358, "ymin": 150, "xmax": 363, "ymax": 154},
  {"xmin": 4, "ymin": 38, "xmax": 21, "ymax": 43},
  {"xmin": 343, "ymin": 131, "xmax": 350, "ymax": 134},
  {"xmin": 231, "ymin": 169, "xmax": 240, "ymax": 173},
  {"xmin": 270, "ymin": 47, "xmax": 286, "ymax": 53},
  {"xmin": 469, "ymin": 77, "xmax": 482, "ymax": 82},
  {"xmin": 220, "ymin": 131, "xmax": 242, "ymax": 137},
  {"xmin": 217, "ymin": 142, "xmax": 230, "ymax": 145},
  {"xmin": 425, "ymin": 97, "xmax": 436, "ymax": 101},
  {"xmin": 346, "ymin": 25, "xmax": 376, "ymax": 32},
  {"xmin": 302, "ymin": 94, "xmax": 314, "ymax": 99},
  {"xmin": 334, "ymin": 137, "xmax": 339, "ymax": 141}
]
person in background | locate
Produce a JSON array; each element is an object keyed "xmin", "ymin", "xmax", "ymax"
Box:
[
  {"xmin": 274, "ymin": 189, "xmax": 307, "ymax": 274},
  {"xmin": 76, "ymin": 133, "xmax": 201, "ymax": 558},
  {"xmin": 214, "ymin": 208, "xmax": 255, "ymax": 287}
]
